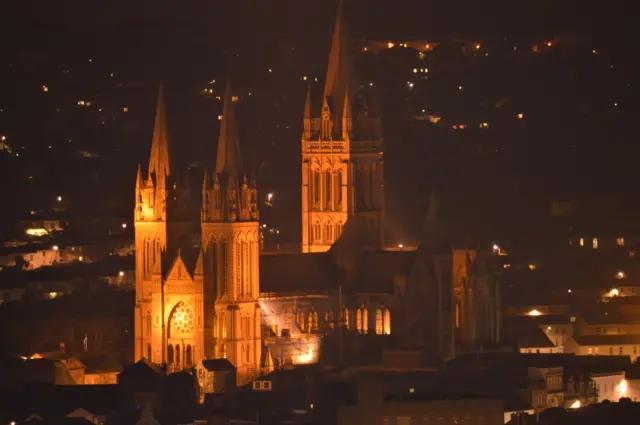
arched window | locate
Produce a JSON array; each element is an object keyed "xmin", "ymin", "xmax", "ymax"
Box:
[
  {"xmin": 308, "ymin": 312, "xmax": 314, "ymax": 332},
  {"xmin": 334, "ymin": 170, "xmax": 343, "ymax": 205},
  {"xmin": 298, "ymin": 311, "xmax": 306, "ymax": 332},
  {"xmin": 362, "ymin": 308, "xmax": 369, "ymax": 334},
  {"xmin": 329, "ymin": 311, "xmax": 335, "ymax": 328},
  {"xmin": 314, "ymin": 312, "xmax": 319, "ymax": 329},
  {"xmin": 384, "ymin": 309, "xmax": 391, "ymax": 335},
  {"xmin": 356, "ymin": 309, "xmax": 362, "ymax": 333},
  {"xmin": 220, "ymin": 241, "xmax": 228, "ymax": 295},
  {"xmin": 312, "ymin": 170, "xmax": 321, "ymax": 205},
  {"xmin": 243, "ymin": 241, "xmax": 250, "ymax": 297},
  {"xmin": 336, "ymin": 222, "xmax": 343, "ymax": 240},
  {"xmin": 147, "ymin": 344, "xmax": 152, "ymax": 361},
  {"xmin": 325, "ymin": 223, "xmax": 332, "ymax": 243},
  {"xmin": 344, "ymin": 308, "xmax": 349, "ymax": 329},
  {"xmin": 146, "ymin": 312, "xmax": 152, "ymax": 336},
  {"xmin": 186, "ymin": 345, "xmax": 192, "ymax": 365},
  {"xmin": 145, "ymin": 238, "xmax": 152, "ymax": 277},
  {"xmin": 236, "ymin": 241, "xmax": 242, "ymax": 296},
  {"xmin": 246, "ymin": 344, "xmax": 251, "ymax": 363},
  {"xmin": 376, "ymin": 308, "xmax": 383, "ymax": 335},
  {"xmin": 314, "ymin": 223, "xmax": 322, "ymax": 242},
  {"xmin": 325, "ymin": 170, "xmax": 332, "ymax": 207},
  {"xmin": 176, "ymin": 345, "xmax": 181, "ymax": 365},
  {"xmin": 168, "ymin": 345, "xmax": 174, "ymax": 364},
  {"xmin": 221, "ymin": 343, "xmax": 226, "ymax": 359}
]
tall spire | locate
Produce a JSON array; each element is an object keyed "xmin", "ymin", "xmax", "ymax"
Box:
[
  {"xmin": 423, "ymin": 192, "xmax": 449, "ymax": 253},
  {"xmin": 148, "ymin": 83, "xmax": 171, "ymax": 180},
  {"xmin": 324, "ymin": 0, "xmax": 354, "ymax": 121},
  {"xmin": 215, "ymin": 81, "xmax": 243, "ymax": 177},
  {"xmin": 136, "ymin": 164, "xmax": 144, "ymax": 190}
]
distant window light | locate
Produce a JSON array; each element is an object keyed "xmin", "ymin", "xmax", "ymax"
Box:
[
  {"xmin": 617, "ymin": 237, "xmax": 625, "ymax": 247},
  {"xmin": 593, "ymin": 238, "xmax": 599, "ymax": 249},
  {"xmin": 579, "ymin": 238, "xmax": 584, "ymax": 247},
  {"xmin": 630, "ymin": 250, "xmax": 635, "ymax": 258},
  {"xmin": 528, "ymin": 264, "xmax": 536, "ymax": 271}
]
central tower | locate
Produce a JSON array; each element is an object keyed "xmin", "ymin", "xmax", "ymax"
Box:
[
  {"xmin": 201, "ymin": 82, "xmax": 261, "ymax": 383},
  {"xmin": 301, "ymin": 0, "xmax": 384, "ymax": 253}
]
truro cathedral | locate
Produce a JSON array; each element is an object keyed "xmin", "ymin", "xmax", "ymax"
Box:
[{"xmin": 133, "ymin": 0, "xmax": 501, "ymax": 386}]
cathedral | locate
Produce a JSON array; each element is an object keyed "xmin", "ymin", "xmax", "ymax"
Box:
[{"xmin": 133, "ymin": 0, "xmax": 501, "ymax": 387}]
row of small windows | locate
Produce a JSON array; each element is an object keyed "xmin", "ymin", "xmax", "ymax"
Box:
[
  {"xmin": 312, "ymin": 222, "xmax": 344, "ymax": 244},
  {"xmin": 572, "ymin": 237, "xmax": 627, "ymax": 248},
  {"xmin": 167, "ymin": 344, "xmax": 194, "ymax": 366},
  {"xmin": 587, "ymin": 346, "xmax": 639, "ymax": 355},
  {"xmin": 276, "ymin": 307, "xmax": 391, "ymax": 335}
]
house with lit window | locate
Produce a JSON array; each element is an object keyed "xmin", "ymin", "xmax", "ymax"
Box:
[{"xmin": 564, "ymin": 334, "xmax": 640, "ymax": 360}]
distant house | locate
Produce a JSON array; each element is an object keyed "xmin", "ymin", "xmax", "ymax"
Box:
[
  {"xmin": 200, "ymin": 359, "xmax": 237, "ymax": 395},
  {"xmin": 518, "ymin": 328, "xmax": 562, "ymax": 354},
  {"xmin": 564, "ymin": 334, "xmax": 640, "ymax": 359}
]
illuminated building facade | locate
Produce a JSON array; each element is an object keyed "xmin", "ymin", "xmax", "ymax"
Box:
[
  {"xmin": 301, "ymin": 0, "xmax": 384, "ymax": 253},
  {"xmin": 134, "ymin": 83, "xmax": 261, "ymax": 384}
]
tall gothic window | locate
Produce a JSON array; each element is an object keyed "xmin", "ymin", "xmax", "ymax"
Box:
[
  {"xmin": 167, "ymin": 345, "xmax": 174, "ymax": 364},
  {"xmin": 314, "ymin": 312, "xmax": 319, "ymax": 329},
  {"xmin": 146, "ymin": 313, "xmax": 152, "ymax": 336},
  {"xmin": 145, "ymin": 238, "xmax": 152, "ymax": 277},
  {"xmin": 308, "ymin": 312, "xmax": 314, "ymax": 332},
  {"xmin": 363, "ymin": 164, "xmax": 371, "ymax": 208},
  {"xmin": 344, "ymin": 308, "xmax": 349, "ymax": 329},
  {"xmin": 220, "ymin": 241, "xmax": 228, "ymax": 295},
  {"xmin": 247, "ymin": 241, "xmax": 253, "ymax": 297},
  {"xmin": 334, "ymin": 170, "xmax": 343, "ymax": 206},
  {"xmin": 370, "ymin": 163, "xmax": 377, "ymax": 208},
  {"xmin": 314, "ymin": 223, "xmax": 322, "ymax": 242},
  {"xmin": 176, "ymin": 345, "xmax": 181, "ymax": 364},
  {"xmin": 376, "ymin": 309, "xmax": 383, "ymax": 334},
  {"xmin": 325, "ymin": 223, "xmax": 332, "ymax": 243},
  {"xmin": 242, "ymin": 242, "xmax": 250, "ymax": 296},
  {"xmin": 186, "ymin": 345, "xmax": 192, "ymax": 365},
  {"xmin": 312, "ymin": 170, "xmax": 321, "ymax": 205},
  {"xmin": 336, "ymin": 222, "xmax": 343, "ymax": 240},
  {"xmin": 384, "ymin": 309, "xmax": 391, "ymax": 335},
  {"xmin": 236, "ymin": 242, "xmax": 242, "ymax": 296},
  {"xmin": 298, "ymin": 311, "xmax": 306, "ymax": 331},
  {"xmin": 325, "ymin": 170, "xmax": 332, "ymax": 207}
]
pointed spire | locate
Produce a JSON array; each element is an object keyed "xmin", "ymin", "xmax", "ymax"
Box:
[
  {"xmin": 148, "ymin": 83, "xmax": 171, "ymax": 180},
  {"xmin": 423, "ymin": 192, "xmax": 450, "ymax": 253},
  {"xmin": 324, "ymin": 0, "xmax": 354, "ymax": 122},
  {"xmin": 136, "ymin": 164, "xmax": 144, "ymax": 190},
  {"xmin": 215, "ymin": 81, "xmax": 243, "ymax": 178}
]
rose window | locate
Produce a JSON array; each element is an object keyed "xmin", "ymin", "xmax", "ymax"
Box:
[{"xmin": 170, "ymin": 302, "xmax": 195, "ymax": 334}]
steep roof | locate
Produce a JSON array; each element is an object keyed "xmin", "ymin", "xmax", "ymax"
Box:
[
  {"xmin": 355, "ymin": 250, "xmax": 418, "ymax": 293},
  {"xmin": 260, "ymin": 253, "xmax": 340, "ymax": 294},
  {"xmin": 518, "ymin": 328, "xmax": 555, "ymax": 349}
]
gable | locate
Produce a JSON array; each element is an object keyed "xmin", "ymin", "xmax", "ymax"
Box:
[{"xmin": 165, "ymin": 255, "xmax": 192, "ymax": 282}]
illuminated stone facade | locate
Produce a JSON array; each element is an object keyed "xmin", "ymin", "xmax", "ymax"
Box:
[
  {"xmin": 134, "ymin": 83, "xmax": 261, "ymax": 384},
  {"xmin": 301, "ymin": 0, "xmax": 384, "ymax": 253}
]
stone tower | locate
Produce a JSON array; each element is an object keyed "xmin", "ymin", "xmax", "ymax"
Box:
[
  {"xmin": 134, "ymin": 84, "xmax": 194, "ymax": 365},
  {"xmin": 201, "ymin": 82, "xmax": 261, "ymax": 383},
  {"xmin": 301, "ymin": 0, "xmax": 384, "ymax": 253}
]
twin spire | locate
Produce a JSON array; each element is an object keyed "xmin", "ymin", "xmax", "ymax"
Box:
[{"xmin": 148, "ymin": 84, "xmax": 171, "ymax": 182}]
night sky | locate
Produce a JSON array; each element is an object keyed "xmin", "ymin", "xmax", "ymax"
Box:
[{"xmin": 1, "ymin": 0, "xmax": 638, "ymax": 255}]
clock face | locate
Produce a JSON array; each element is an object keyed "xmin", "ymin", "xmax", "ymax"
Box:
[{"xmin": 322, "ymin": 110, "xmax": 330, "ymax": 121}]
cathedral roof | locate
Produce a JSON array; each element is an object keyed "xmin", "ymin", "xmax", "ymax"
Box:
[
  {"xmin": 354, "ymin": 250, "xmax": 418, "ymax": 293},
  {"xmin": 215, "ymin": 81, "xmax": 243, "ymax": 178},
  {"xmin": 259, "ymin": 253, "xmax": 341, "ymax": 294},
  {"xmin": 148, "ymin": 83, "xmax": 171, "ymax": 180}
]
